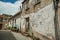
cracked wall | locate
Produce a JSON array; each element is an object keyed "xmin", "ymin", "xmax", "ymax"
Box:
[{"xmin": 21, "ymin": 2, "xmax": 55, "ymax": 39}]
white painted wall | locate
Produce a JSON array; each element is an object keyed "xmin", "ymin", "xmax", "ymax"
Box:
[
  {"xmin": 20, "ymin": 17, "xmax": 26, "ymax": 32},
  {"xmin": 8, "ymin": 20, "xmax": 13, "ymax": 27},
  {"xmin": 8, "ymin": 21, "xmax": 12, "ymax": 27},
  {"xmin": 16, "ymin": 18, "xmax": 21, "ymax": 29},
  {"xmin": 30, "ymin": 3, "xmax": 55, "ymax": 38}
]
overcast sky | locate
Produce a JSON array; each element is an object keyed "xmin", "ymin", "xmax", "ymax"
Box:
[{"xmin": 0, "ymin": 0, "xmax": 23, "ymax": 15}]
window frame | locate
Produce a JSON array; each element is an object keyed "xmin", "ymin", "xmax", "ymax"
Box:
[
  {"xmin": 35, "ymin": 0, "xmax": 41, "ymax": 5},
  {"xmin": 26, "ymin": 0, "xmax": 30, "ymax": 10}
]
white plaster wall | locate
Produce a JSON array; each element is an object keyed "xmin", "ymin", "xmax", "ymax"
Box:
[
  {"xmin": 16, "ymin": 18, "xmax": 20, "ymax": 29},
  {"xmin": 10, "ymin": 20, "xmax": 13, "ymax": 27},
  {"xmin": 13, "ymin": 19, "xmax": 15, "ymax": 27},
  {"xmin": 8, "ymin": 22, "xmax": 12, "ymax": 27},
  {"xmin": 30, "ymin": 3, "xmax": 55, "ymax": 38},
  {"xmin": 8, "ymin": 20, "xmax": 13, "ymax": 27},
  {"xmin": 20, "ymin": 17, "xmax": 26, "ymax": 32}
]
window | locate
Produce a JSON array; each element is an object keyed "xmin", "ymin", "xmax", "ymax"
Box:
[
  {"xmin": 25, "ymin": 17, "xmax": 30, "ymax": 32},
  {"xmin": 26, "ymin": 0, "xmax": 29, "ymax": 9},
  {"xmin": 4, "ymin": 18, "xmax": 7, "ymax": 20},
  {"xmin": 26, "ymin": 10, "xmax": 30, "ymax": 14},
  {"xmin": 56, "ymin": 0, "xmax": 59, "ymax": 2},
  {"xmin": 35, "ymin": 0, "xmax": 41, "ymax": 4},
  {"xmin": 0, "ymin": 17, "xmax": 3, "ymax": 22}
]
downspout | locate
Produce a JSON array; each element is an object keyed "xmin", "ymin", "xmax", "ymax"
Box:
[{"xmin": 53, "ymin": 0, "xmax": 59, "ymax": 40}]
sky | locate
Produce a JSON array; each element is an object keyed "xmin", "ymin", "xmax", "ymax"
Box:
[{"xmin": 0, "ymin": 0, "xmax": 23, "ymax": 15}]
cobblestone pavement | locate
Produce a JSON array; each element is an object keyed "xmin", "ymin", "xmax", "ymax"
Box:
[
  {"xmin": 11, "ymin": 32, "xmax": 32, "ymax": 40},
  {"xmin": 0, "ymin": 30, "xmax": 16, "ymax": 40}
]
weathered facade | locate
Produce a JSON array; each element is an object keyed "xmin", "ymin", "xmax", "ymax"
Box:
[
  {"xmin": 21, "ymin": 0, "xmax": 56, "ymax": 40},
  {"xmin": 8, "ymin": 0, "xmax": 58, "ymax": 40},
  {"xmin": 8, "ymin": 11, "xmax": 22, "ymax": 31},
  {"xmin": 0, "ymin": 14, "xmax": 12, "ymax": 30}
]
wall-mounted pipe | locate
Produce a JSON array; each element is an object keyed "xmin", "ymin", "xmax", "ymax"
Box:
[{"xmin": 53, "ymin": 0, "xmax": 59, "ymax": 40}]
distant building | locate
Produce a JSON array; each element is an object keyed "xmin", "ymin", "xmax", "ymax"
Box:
[
  {"xmin": 0, "ymin": 14, "xmax": 12, "ymax": 30},
  {"xmin": 8, "ymin": 11, "xmax": 22, "ymax": 31}
]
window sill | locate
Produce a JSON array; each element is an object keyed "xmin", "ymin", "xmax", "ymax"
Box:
[
  {"xmin": 26, "ymin": 8, "xmax": 30, "ymax": 11},
  {"xmin": 34, "ymin": 1, "xmax": 41, "ymax": 6}
]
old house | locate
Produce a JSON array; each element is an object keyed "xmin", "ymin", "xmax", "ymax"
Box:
[
  {"xmin": 8, "ymin": 11, "xmax": 22, "ymax": 32},
  {"xmin": 8, "ymin": 0, "xmax": 60, "ymax": 40},
  {"xmin": 21, "ymin": 0, "xmax": 56, "ymax": 40},
  {"xmin": 0, "ymin": 14, "xmax": 12, "ymax": 30}
]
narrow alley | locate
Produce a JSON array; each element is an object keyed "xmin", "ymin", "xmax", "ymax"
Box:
[
  {"xmin": 0, "ymin": 30, "xmax": 16, "ymax": 40},
  {"xmin": 0, "ymin": 30, "xmax": 32, "ymax": 40}
]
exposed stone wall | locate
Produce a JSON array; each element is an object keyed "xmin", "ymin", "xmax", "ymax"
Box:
[
  {"xmin": 29, "ymin": 0, "xmax": 52, "ymax": 13},
  {"xmin": 8, "ymin": 0, "xmax": 56, "ymax": 39},
  {"xmin": 20, "ymin": 3, "xmax": 55, "ymax": 39},
  {"xmin": 30, "ymin": 3, "xmax": 55, "ymax": 39}
]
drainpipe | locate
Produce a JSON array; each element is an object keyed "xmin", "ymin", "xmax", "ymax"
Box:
[{"xmin": 53, "ymin": 0, "xmax": 59, "ymax": 40}]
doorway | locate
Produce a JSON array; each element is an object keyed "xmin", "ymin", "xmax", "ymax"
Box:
[
  {"xmin": 25, "ymin": 17, "xmax": 30, "ymax": 32},
  {"xmin": 0, "ymin": 24, "xmax": 2, "ymax": 30}
]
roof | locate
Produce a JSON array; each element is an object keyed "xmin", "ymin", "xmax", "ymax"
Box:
[
  {"xmin": 2, "ymin": 14, "xmax": 12, "ymax": 17},
  {"xmin": 0, "ymin": 15, "xmax": 3, "ymax": 17},
  {"xmin": 0, "ymin": 14, "xmax": 12, "ymax": 18},
  {"xmin": 22, "ymin": 0, "xmax": 29, "ymax": 4},
  {"xmin": 22, "ymin": 0, "xmax": 26, "ymax": 4},
  {"xmin": 9, "ymin": 11, "xmax": 22, "ymax": 21}
]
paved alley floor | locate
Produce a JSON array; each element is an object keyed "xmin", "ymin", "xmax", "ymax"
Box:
[
  {"xmin": 0, "ymin": 30, "xmax": 16, "ymax": 40},
  {"xmin": 0, "ymin": 30, "xmax": 32, "ymax": 40},
  {"xmin": 12, "ymin": 32, "xmax": 32, "ymax": 40}
]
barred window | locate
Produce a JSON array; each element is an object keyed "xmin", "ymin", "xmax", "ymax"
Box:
[
  {"xmin": 35, "ymin": 0, "xmax": 40, "ymax": 4},
  {"xmin": 0, "ymin": 17, "xmax": 3, "ymax": 22},
  {"xmin": 26, "ymin": 0, "xmax": 29, "ymax": 9}
]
